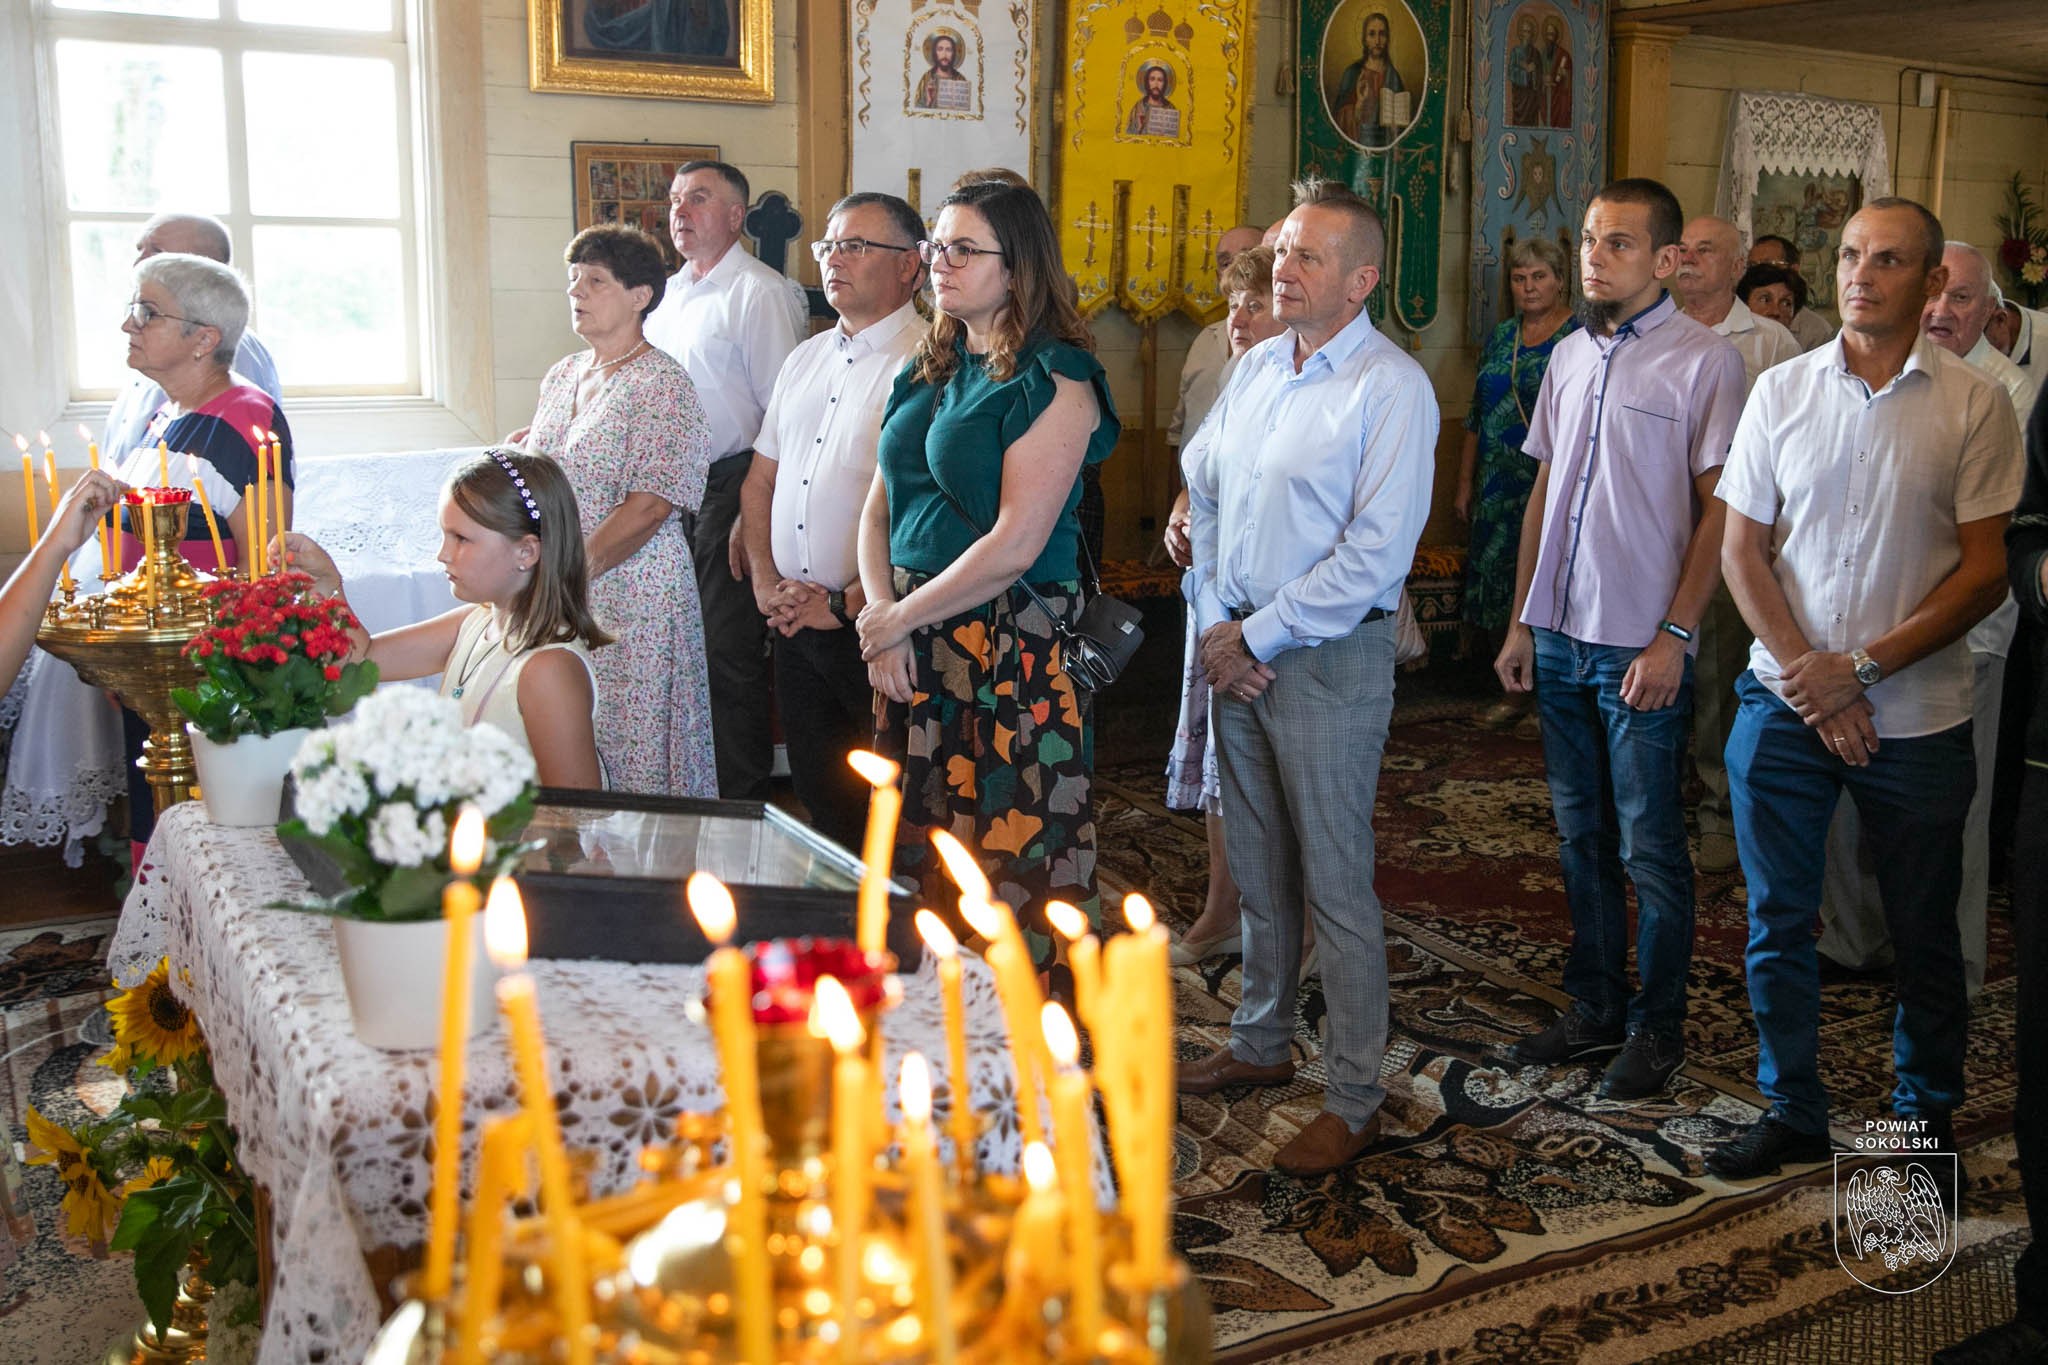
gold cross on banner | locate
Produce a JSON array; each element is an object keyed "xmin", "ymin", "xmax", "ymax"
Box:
[
  {"xmin": 1186, "ymin": 210, "xmax": 1222, "ymax": 276},
  {"xmin": 1072, "ymin": 201, "xmax": 1112, "ymax": 267},
  {"xmin": 1132, "ymin": 204, "xmax": 1169, "ymax": 270}
]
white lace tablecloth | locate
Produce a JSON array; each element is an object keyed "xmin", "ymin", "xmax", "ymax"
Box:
[
  {"xmin": 2, "ymin": 447, "xmax": 475, "ymax": 861},
  {"xmin": 110, "ymin": 802, "xmax": 1030, "ymax": 1365}
]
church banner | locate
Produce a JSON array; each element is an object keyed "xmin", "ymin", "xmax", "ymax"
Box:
[
  {"xmin": 1055, "ymin": 0, "xmax": 1257, "ymax": 323},
  {"xmin": 1296, "ymin": 0, "xmax": 1450, "ymax": 333},
  {"xmin": 1467, "ymin": 0, "xmax": 1606, "ymax": 340},
  {"xmin": 848, "ymin": 0, "xmax": 1042, "ymax": 219}
]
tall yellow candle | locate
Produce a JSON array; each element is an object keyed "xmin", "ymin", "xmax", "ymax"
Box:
[
  {"xmin": 962, "ymin": 898, "xmax": 1045, "ymax": 1150},
  {"xmin": 16, "ymin": 437, "xmax": 39, "ymax": 544},
  {"xmin": 846, "ymin": 750, "xmax": 901, "ymax": 953},
  {"xmin": 898, "ymin": 1053, "xmax": 958, "ymax": 1365},
  {"xmin": 1045, "ymin": 901, "xmax": 1101, "ymax": 1041},
  {"xmin": 1123, "ymin": 895, "xmax": 1172, "ymax": 1289},
  {"xmin": 80, "ymin": 425, "xmax": 109, "ymax": 579},
  {"xmin": 421, "ymin": 808, "xmax": 486, "ymax": 1302},
  {"xmin": 139, "ymin": 496, "xmax": 159, "ymax": 611},
  {"xmin": 154, "ymin": 439, "xmax": 169, "ymax": 490},
  {"xmin": 813, "ymin": 976, "xmax": 869, "ymax": 1364},
  {"xmin": 250, "ymin": 427, "xmax": 268, "ymax": 576},
  {"xmin": 916, "ymin": 911, "xmax": 977, "ymax": 1180},
  {"xmin": 482, "ymin": 880, "xmax": 592, "ymax": 1365},
  {"xmin": 41, "ymin": 442, "xmax": 71, "ymax": 595},
  {"xmin": 240, "ymin": 484, "xmax": 255, "ymax": 578},
  {"xmin": 186, "ymin": 456, "xmax": 227, "ymax": 576},
  {"xmin": 453, "ymin": 1113, "xmax": 531, "ymax": 1365},
  {"xmin": 1004, "ymin": 1142, "xmax": 1064, "ymax": 1313},
  {"xmin": 686, "ymin": 872, "xmax": 774, "ymax": 1365},
  {"xmin": 1041, "ymin": 1004, "xmax": 1103, "ymax": 1349},
  {"xmin": 268, "ymin": 432, "xmax": 288, "ymax": 568}
]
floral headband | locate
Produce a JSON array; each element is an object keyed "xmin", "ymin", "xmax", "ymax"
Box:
[{"xmin": 489, "ymin": 448, "xmax": 542, "ymax": 523}]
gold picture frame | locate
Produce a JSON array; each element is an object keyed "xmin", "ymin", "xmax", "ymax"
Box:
[
  {"xmin": 530, "ymin": 0, "xmax": 774, "ymax": 104},
  {"xmin": 573, "ymin": 141, "xmax": 721, "ymax": 273}
]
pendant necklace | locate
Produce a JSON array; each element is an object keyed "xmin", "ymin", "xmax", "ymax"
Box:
[{"xmin": 449, "ymin": 618, "xmax": 503, "ymax": 699}]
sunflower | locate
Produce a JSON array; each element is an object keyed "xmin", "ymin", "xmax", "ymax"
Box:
[
  {"xmin": 119, "ymin": 1154, "xmax": 179, "ymax": 1198},
  {"xmin": 105, "ymin": 958, "xmax": 205, "ymax": 1068},
  {"xmin": 24, "ymin": 1107, "xmax": 120, "ymax": 1241}
]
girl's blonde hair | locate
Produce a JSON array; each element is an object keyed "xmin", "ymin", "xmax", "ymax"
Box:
[{"xmin": 446, "ymin": 448, "xmax": 612, "ymax": 654}]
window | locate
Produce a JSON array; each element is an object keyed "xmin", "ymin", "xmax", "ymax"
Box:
[{"xmin": 43, "ymin": 0, "xmax": 419, "ymax": 399}]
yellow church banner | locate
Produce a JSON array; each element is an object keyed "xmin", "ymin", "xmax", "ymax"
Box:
[{"xmin": 1056, "ymin": 0, "xmax": 1256, "ymax": 323}]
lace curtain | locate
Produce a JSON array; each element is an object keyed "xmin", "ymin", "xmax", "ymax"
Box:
[{"xmin": 1713, "ymin": 89, "xmax": 1892, "ymax": 249}]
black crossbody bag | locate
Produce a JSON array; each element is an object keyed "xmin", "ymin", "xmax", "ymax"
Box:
[{"xmin": 935, "ymin": 484, "xmax": 1144, "ymax": 691}]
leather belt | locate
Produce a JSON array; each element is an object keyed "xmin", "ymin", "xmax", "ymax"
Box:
[{"xmin": 1227, "ymin": 604, "xmax": 1388, "ymax": 625}]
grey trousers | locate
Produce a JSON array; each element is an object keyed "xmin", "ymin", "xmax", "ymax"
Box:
[
  {"xmin": 1214, "ymin": 614, "xmax": 1396, "ymax": 1129},
  {"xmin": 1691, "ymin": 585, "xmax": 1751, "ymax": 843},
  {"xmin": 1819, "ymin": 649, "xmax": 2003, "ymax": 997}
]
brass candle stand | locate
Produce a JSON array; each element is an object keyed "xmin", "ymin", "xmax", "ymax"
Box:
[{"xmin": 34, "ymin": 492, "xmax": 223, "ymax": 813}]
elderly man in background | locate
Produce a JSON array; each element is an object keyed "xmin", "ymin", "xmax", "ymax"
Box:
[
  {"xmin": 103, "ymin": 212, "xmax": 280, "ymax": 456},
  {"xmin": 1674, "ymin": 214, "xmax": 1801, "ymax": 874},
  {"xmin": 1992, "ymin": 297, "xmax": 2048, "ymax": 396},
  {"xmin": 645, "ymin": 160, "xmax": 809, "ymax": 799},
  {"xmin": 740, "ymin": 192, "xmax": 923, "ymax": 849},
  {"xmin": 1747, "ymin": 233, "xmax": 1835, "ymax": 352},
  {"xmin": 1818, "ymin": 241, "xmax": 2036, "ymax": 999},
  {"xmin": 1177, "ymin": 180, "xmax": 1436, "ymax": 1175}
]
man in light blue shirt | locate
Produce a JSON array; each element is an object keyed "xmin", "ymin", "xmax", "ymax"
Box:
[
  {"xmin": 1176, "ymin": 179, "xmax": 1437, "ymax": 1177},
  {"xmin": 102, "ymin": 213, "xmax": 280, "ymax": 456}
]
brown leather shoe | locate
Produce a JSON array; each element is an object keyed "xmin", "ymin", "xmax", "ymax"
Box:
[
  {"xmin": 1176, "ymin": 1044, "xmax": 1296, "ymax": 1095},
  {"xmin": 1274, "ymin": 1111, "xmax": 1384, "ymax": 1176}
]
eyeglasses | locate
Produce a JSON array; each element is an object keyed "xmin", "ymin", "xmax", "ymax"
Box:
[
  {"xmin": 125, "ymin": 300, "xmax": 206, "ymax": 329},
  {"xmin": 917, "ymin": 239, "xmax": 1007, "ymax": 268},
  {"xmin": 809, "ymin": 238, "xmax": 914, "ymax": 261}
]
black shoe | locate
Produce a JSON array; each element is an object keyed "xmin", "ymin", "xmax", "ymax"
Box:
[
  {"xmin": 1931, "ymin": 1320, "xmax": 2048, "ymax": 1365},
  {"xmin": 1705, "ymin": 1115, "xmax": 1832, "ymax": 1179},
  {"xmin": 1507, "ymin": 1009, "xmax": 1624, "ymax": 1066},
  {"xmin": 1599, "ymin": 1025, "xmax": 1684, "ymax": 1101}
]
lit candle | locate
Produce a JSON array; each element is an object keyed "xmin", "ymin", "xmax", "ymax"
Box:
[
  {"xmin": 812, "ymin": 976, "xmax": 869, "ymax": 1365},
  {"xmin": 1116, "ymin": 894, "xmax": 1172, "ymax": 1289},
  {"xmin": 268, "ymin": 432, "xmax": 288, "ymax": 568},
  {"xmin": 930, "ymin": 829, "xmax": 992, "ymax": 912},
  {"xmin": 186, "ymin": 456, "xmax": 227, "ymax": 576},
  {"xmin": 846, "ymin": 750, "xmax": 902, "ymax": 954},
  {"xmin": 156, "ymin": 439, "xmax": 170, "ymax": 490},
  {"xmin": 1041, "ymin": 1003, "xmax": 1103, "ymax": 1348},
  {"xmin": 453, "ymin": 1112, "xmax": 531, "ymax": 1365},
  {"xmin": 898, "ymin": 1053, "xmax": 958, "ymax": 1365},
  {"xmin": 960, "ymin": 897, "xmax": 1044, "ymax": 1150},
  {"xmin": 1045, "ymin": 901, "xmax": 1101, "ymax": 1041},
  {"xmin": 79, "ymin": 425, "xmax": 109, "ymax": 580},
  {"xmin": 1005, "ymin": 1142, "xmax": 1064, "ymax": 1309},
  {"xmin": 686, "ymin": 872, "xmax": 774, "ymax": 1365},
  {"xmin": 16, "ymin": 436, "xmax": 39, "ymax": 544},
  {"xmin": 250, "ymin": 427, "xmax": 267, "ymax": 576},
  {"xmin": 915, "ymin": 910, "xmax": 977, "ymax": 1181},
  {"xmin": 40, "ymin": 439, "xmax": 71, "ymax": 596},
  {"xmin": 421, "ymin": 808, "xmax": 486, "ymax": 1302},
  {"xmin": 138, "ymin": 494, "xmax": 159, "ymax": 611},
  {"xmin": 240, "ymin": 483, "xmax": 255, "ymax": 579},
  {"xmin": 481, "ymin": 879, "xmax": 592, "ymax": 1365}
]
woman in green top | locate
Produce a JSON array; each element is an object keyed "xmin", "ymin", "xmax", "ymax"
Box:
[{"xmin": 856, "ymin": 179, "xmax": 1120, "ymax": 949}]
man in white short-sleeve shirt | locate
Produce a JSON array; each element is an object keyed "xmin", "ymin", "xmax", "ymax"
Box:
[
  {"xmin": 643, "ymin": 160, "xmax": 809, "ymax": 800},
  {"xmin": 740, "ymin": 193, "xmax": 923, "ymax": 849},
  {"xmin": 1708, "ymin": 199, "xmax": 2023, "ymax": 1183}
]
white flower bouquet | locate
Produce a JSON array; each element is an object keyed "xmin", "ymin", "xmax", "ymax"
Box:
[{"xmin": 276, "ymin": 687, "xmax": 539, "ymax": 921}]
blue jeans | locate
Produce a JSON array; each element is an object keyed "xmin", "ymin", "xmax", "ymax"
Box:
[
  {"xmin": 1533, "ymin": 628, "xmax": 1697, "ymax": 1038},
  {"xmin": 1725, "ymin": 671, "xmax": 1972, "ymax": 1135}
]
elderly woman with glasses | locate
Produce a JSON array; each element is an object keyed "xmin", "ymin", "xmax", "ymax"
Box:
[{"xmin": 856, "ymin": 179, "xmax": 1121, "ymax": 958}]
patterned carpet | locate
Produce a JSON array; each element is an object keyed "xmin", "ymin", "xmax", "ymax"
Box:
[{"xmin": 1095, "ymin": 699, "xmax": 2027, "ymax": 1363}]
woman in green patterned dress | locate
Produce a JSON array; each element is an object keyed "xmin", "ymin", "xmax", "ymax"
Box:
[
  {"xmin": 1455, "ymin": 235, "xmax": 1576, "ymax": 729},
  {"xmin": 856, "ymin": 180, "xmax": 1120, "ymax": 952}
]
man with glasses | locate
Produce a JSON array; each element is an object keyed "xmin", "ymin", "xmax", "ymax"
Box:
[
  {"xmin": 103, "ymin": 212, "xmax": 280, "ymax": 459},
  {"xmin": 645, "ymin": 160, "xmax": 809, "ymax": 799},
  {"xmin": 739, "ymin": 193, "xmax": 923, "ymax": 847}
]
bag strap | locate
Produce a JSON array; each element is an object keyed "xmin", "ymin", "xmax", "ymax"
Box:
[{"xmin": 931, "ymin": 481, "xmax": 1089, "ymax": 631}]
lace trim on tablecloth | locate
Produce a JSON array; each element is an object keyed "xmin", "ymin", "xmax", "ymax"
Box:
[{"xmin": 110, "ymin": 802, "xmax": 1037, "ymax": 1365}]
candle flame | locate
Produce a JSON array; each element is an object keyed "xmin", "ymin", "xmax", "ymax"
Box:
[
  {"xmin": 77, "ymin": 423, "xmax": 92, "ymax": 443},
  {"xmin": 957, "ymin": 897, "xmax": 1003, "ymax": 942},
  {"xmin": 1124, "ymin": 894, "xmax": 1156, "ymax": 934},
  {"xmin": 449, "ymin": 805, "xmax": 486, "ymax": 875},
  {"xmin": 1023, "ymin": 1141, "xmax": 1056, "ymax": 1191},
  {"xmin": 930, "ymin": 830, "xmax": 991, "ymax": 902},
  {"xmin": 1045, "ymin": 901, "xmax": 1088, "ymax": 943},
  {"xmin": 914, "ymin": 909, "xmax": 958, "ymax": 959},
  {"xmin": 899, "ymin": 1052, "xmax": 932, "ymax": 1123},
  {"xmin": 1041, "ymin": 1002, "xmax": 1079, "ymax": 1066},
  {"xmin": 810, "ymin": 974, "xmax": 865, "ymax": 1054},
  {"xmin": 250, "ymin": 423, "xmax": 266, "ymax": 444},
  {"xmin": 846, "ymin": 749, "xmax": 899, "ymax": 787},
  {"xmin": 36, "ymin": 431, "xmax": 50, "ymax": 448},
  {"xmin": 686, "ymin": 871, "xmax": 736, "ymax": 944},
  {"xmin": 481, "ymin": 877, "xmax": 528, "ymax": 968},
  {"xmin": 12, "ymin": 434, "xmax": 25, "ymax": 454}
]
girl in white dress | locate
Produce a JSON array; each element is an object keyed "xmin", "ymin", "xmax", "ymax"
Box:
[{"xmin": 285, "ymin": 448, "xmax": 609, "ymax": 787}]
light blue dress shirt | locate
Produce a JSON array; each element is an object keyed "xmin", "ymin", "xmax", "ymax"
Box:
[
  {"xmin": 101, "ymin": 330, "xmax": 282, "ymax": 460},
  {"xmin": 1183, "ymin": 303, "xmax": 1438, "ymax": 662}
]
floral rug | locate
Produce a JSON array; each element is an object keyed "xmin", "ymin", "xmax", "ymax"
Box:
[{"xmin": 1096, "ymin": 709, "xmax": 2024, "ymax": 1362}]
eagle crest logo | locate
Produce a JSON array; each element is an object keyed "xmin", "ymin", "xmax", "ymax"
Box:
[{"xmin": 1834, "ymin": 1155, "xmax": 1957, "ymax": 1293}]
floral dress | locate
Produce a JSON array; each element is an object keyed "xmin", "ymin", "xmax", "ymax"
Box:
[
  {"xmin": 528, "ymin": 347, "xmax": 715, "ymax": 797},
  {"xmin": 1463, "ymin": 313, "xmax": 1576, "ymax": 630}
]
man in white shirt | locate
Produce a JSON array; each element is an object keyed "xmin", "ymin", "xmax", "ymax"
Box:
[
  {"xmin": 1818, "ymin": 240, "xmax": 2037, "ymax": 998},
  {"xmin": 740, "ymin": 193, "xmax": 923, "ymax": 849},
  {"xmin": 1167, "ymin": 225, "xmax": 1265, "ymax": 448},
  {"xmin": 1992, "ymin": 297, "xmax": 2048, "ymax": 396},
  {"xmin": 1748, "ymin": 233, "xmax": 1836, "ymax": 352},
  {"xmin": 1176, "ymin": 180, "xmax": 1436, "ymax": 1176},
  {"xmin": 644, "ymin": 160, "xmax": 809, "ymax": 799},
  {"xmin": 1710, "ymin": 199, "xmax": 2022, "ymax": 1181},
  {"xmin": 1674, "ymin": 214, "xmax": 1801, "ymax": 874},
  {"xmin": 103, "ymin": 212, "xmax": 281, "ymax": 456}
]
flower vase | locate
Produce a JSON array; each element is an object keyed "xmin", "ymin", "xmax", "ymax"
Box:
[
  {"xmin": 187, "ymin": 725, "xmax": 312, "ymax": 827},
  {"xmin": 332, "ymin": 915, "xmax": 496, "ymax": 1051}
]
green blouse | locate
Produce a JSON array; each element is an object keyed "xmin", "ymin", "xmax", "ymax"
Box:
[{"xmin": 877, "ymin": 335, "xmax": 1120, "ymax": 585}]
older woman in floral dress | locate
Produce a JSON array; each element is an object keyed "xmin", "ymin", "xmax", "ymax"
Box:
[{"xmin": 523, "ymin": 224, "xmax": 716, "ymax": 796}]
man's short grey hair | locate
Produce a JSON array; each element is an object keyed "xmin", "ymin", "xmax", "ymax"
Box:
[
  {"xmin": 143, "ymin": 212, "xmax": 232, "ymax": 264},
  {"xmin": 1287, "ymin": 177, "xmax": 1386, "ymax": 271},
  {"xmin": 135, "ymin": 252, "xmax": 249, "ymax": 367}
]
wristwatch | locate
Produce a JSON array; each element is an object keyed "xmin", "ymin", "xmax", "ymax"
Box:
[
  {"xmin": 827, "ymin": 589, "xmax": 852, "ymax": 626},
  {"xmin": 1851, "ymin": 647, "xmax": 1881, "ymax": 687}
]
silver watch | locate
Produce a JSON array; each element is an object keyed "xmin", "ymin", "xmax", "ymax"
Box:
[{"xmin": 1851, "ymin": 648, "xmax": 1881, "ymax": 687}]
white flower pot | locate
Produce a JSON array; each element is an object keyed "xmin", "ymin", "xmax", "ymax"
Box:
[
  {"xmin": 188, "ymin": 725, "xmax": 314, "ymax": 827},
  {"xmin": 332, "ymin": 914, "xmax": 497, "ymax": 1051}
]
